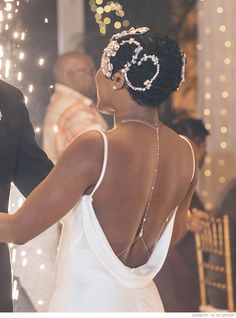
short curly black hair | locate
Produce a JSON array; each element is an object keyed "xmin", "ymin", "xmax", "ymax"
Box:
[
  {"xmin": 108, "ymin": 29, "xmax": 184, "ymax": 108},
  {"xmin": 171, "ymin": 116, "xmax": 209, "ymax": 144}
]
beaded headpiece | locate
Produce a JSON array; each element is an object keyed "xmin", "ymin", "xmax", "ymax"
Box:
[
  {"xmin": 101, "ymin": 27, "xmax": 186, "ymax": 92},
  {"xmin": 177, "ymin": 52, "xmax": 186, "ymax": 90}
]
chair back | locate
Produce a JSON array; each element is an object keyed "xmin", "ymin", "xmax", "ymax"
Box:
[{"xmin": 195, "ymin": 214, "xmax": 234, "ymax": 311}]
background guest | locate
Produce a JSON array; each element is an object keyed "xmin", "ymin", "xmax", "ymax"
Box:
[
  {"xmin": 155, "ymin": 115, "xmax": 210, "ymax": 312},
  {"xmin": 43, "ymin": 51, "xmax": 107, "ymax": 163}
]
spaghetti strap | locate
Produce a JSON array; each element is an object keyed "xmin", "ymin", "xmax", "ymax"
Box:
[
  {"xmin": 90, "ymin": 130, "xmax": 108, "ymax": 197},
  {"xmin": 179, "ymin": 135, "xmax": 196, "ymax": 182}
]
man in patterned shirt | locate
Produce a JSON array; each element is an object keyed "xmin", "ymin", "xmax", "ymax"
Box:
[{"xmin": 43, "ymin": 51, "xmax": 107, "ymax": 163}]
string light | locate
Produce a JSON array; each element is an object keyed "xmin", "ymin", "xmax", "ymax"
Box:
[
  {"xmin": 204, "ymin": 27, "xmax": 211, "ymax": 34},
  {"xmin": 204, "ymin": 77, "xmax": 211, "ymax": 84},
  {"xmin": 196, "ymin": 43, "xmax": 203, "ymax": 50},
  {"xmin": 28, "ymin": 84, "xmax": 34, "ymax": 93},
  {"xmin": 19, "ymin": 51, "xmax": 25, "ymax": 60},
  {"xmin": 221, "ymin": 91, "xmax": 229, "ymax": 98},
  {"xmin": 38, "ymin": 58, "xmax": 45, "ymax": 66},
  {"xmin": 205, "ymin": 60, "xmax": 211, "ymax": 68},
  {"xmin": 37, "ymin": 300, "xmax": 44, "ymax": 306},
  {"xmin": 17, "ymin": 71, "xmax": 22, "ymax": 81},
  {"xmin": 21, "ymin": 251, "xmax": 26, "ymax": 257},
  {"xmin": 12, "ymin": 248, "xmax": 17, "ymax": 264},
  {"xmin": 12, "ymin": 280, "xmax": 19, "ymax": 301},
  {"xmin": 35, "ymin": 127, "xmax": 41, "ymax": 134},
  {"xmin": 199, "ymin": 0, "xmax": 236, "ymax": 210},
  {"xmin": 205, "ymin": 156, "xmax": 212, "ymax": 164},
  {"xmin": 220, "ymin": 108, "xmax": 227, "ymax": 116},
  {"xmin": 204, "ymin": 169, "xmax": 212, "ymax": 177},
  {"xmin": 220, "ymin": 142, "xmax": 227, "ymax": 149},
  {"xmin": 5, "ymin": 59, "xmax": 11, "ymax": 78},
  {"xmin": 206, "ymin": 202, "xmax": 212, "ymax": 210},
  {"xmin": 202, "ymin": 190, "xmax": 208, "ymax": 197},
  {"xmin": 53, "ymin": 125, "xmax": 58, "ymax": 133},
  {"xmin": 216, "ymin": 6, "xmax": 224, "ymax": 14},
  {"xmin": 13, "ymin": 31, "xmax": 19, "ymax": 38},
  {"xmin": 203, "ymin": 109, "xmax": 210, "ymax": 116},
  {"xmin": 22, "ymin": 258, "xmax": 27, "ymax": 267},
  {"xmin": 218, "ymin": 159, "xmax": 225, "ymax": 166},
  {"xmin": 36, "ymin": 249, "xmax": 42, "ymax": 255},
  {"xmin": 219, "ymin": 25, "xmax": 226, "ymax": 32},
  {"xmin": 224, "ymin": 40, "xmax": 231, "ymax": 48},
  {"xmin": 224, "ymin": 58, "xmax": 231, "ymax": 65},
  {"xmin": 21, "ymin": 31, "xmax": 25, "ymax": 40},
  {"xmin": 219, "ymin": 74, "xmax": 226, "ymax": 82},
  {"xmin": 219, "ymin": 176, "xmax": 226, "ymax": 183},
  {"xmin": 205, "ymin": 123, "xmax": 211, "ymax": 130},
  {"xmin": 220, "ymin": 126, "xmax": 227, "ymax": 134},
  {"xmin": 204, "ymin": 92, "xmax": 212, "ymax": 99}
]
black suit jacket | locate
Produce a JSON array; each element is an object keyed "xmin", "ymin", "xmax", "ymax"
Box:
[{"xmin": 0, "ymin": 80, "xmax": 53, "ymax": 311}]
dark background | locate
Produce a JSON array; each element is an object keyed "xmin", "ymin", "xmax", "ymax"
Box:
[
  {"xmin": 5, "ymin": 0, "xmax": 58, "ymax": 143},
  {"xmin": 4, "ymin": 0, "xmax": 196, "ymax": 142}
]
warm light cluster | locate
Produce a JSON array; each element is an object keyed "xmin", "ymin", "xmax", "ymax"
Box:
[
  {"xmin": 0, "ymin": 0, "xmax": 48, "ymax": 135},
  {"xmin": 89, "ymin": 0, "xmax": 129, "ymax": 35},
  {"xmin": 0, "ymin": 0, "xmax": 21, "ymax": 80},
  {"xmin": 198, "ymin": 1, "xmax": 232, "ymax": 210}
]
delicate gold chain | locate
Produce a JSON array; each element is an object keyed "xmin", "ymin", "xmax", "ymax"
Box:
[
  {"xmin": 117, "ymin": 118, "xmax": 159, "ymax": 130},
  {"xmin": 116, "ymin": 119, "xmax": 160, "ymax": 258}
]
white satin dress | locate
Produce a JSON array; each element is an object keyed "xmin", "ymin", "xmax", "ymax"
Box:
[{"xmin": 48, "ymin": 130, "xmax": 195, "ymax": 312}]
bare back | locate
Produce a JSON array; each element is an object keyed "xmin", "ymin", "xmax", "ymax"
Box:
[{"xmin": 90, "ymin": 123, "xmax": 196, "ymax": 268}]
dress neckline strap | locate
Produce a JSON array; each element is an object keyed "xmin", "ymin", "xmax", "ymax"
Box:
[
  {"xmin": 179, "ymin": 135, "xmax": 196, "ymax": 182},
  {"xmin": 90, "ymin": 130, "xmax": 108, "ymax": 197}
]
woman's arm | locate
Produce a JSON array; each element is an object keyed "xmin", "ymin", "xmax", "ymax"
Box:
[{"xmin": 0, "ymin": 130, "xmax": 104, "ymax": 244}]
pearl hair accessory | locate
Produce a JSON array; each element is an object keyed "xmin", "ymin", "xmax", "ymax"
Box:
[
  {"xmin": 177, "ymin": 52, "xmax": 186, "ymax": 90},
  {"xmin": 101, "ymin": 27, "xmax": 160, "ymax": 92},
  {"xmin": 101, "ymin": 26, "xmax": 186, "ymax": 93}
]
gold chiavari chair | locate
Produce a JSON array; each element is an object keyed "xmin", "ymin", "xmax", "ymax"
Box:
[{"xmin": 195, "ymin": 214, "xmax": 234, "ymax": 312}]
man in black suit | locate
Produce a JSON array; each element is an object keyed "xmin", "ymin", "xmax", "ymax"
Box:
[{"xmin": 0, "ymin": 80, "xmax": 53, "ymax": 311}]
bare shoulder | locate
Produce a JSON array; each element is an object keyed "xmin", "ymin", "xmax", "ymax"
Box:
[
  {"xmin": 161, "ymin": 123, "xmax": 197, "ymax": 155},
  {"xmin": 160, "ymin": 123, "xmax": 198, "ymax": 184},
  {"xmin": 52, "ymin": 130, "xmax": 107, "ymax": 186},
  {"xmin": 70, "ymin": 129, "xmax": 106, "ymax": 151}
]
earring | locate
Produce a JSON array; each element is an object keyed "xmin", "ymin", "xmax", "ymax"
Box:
[{"xmin": 113, "ymin": 86, "xmax": 117, "ymax": 90}]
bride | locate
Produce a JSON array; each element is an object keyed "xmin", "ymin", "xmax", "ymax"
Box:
[{"xmin": 0, "ymin": 27, "xmax": 200, "ymax": 311}]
